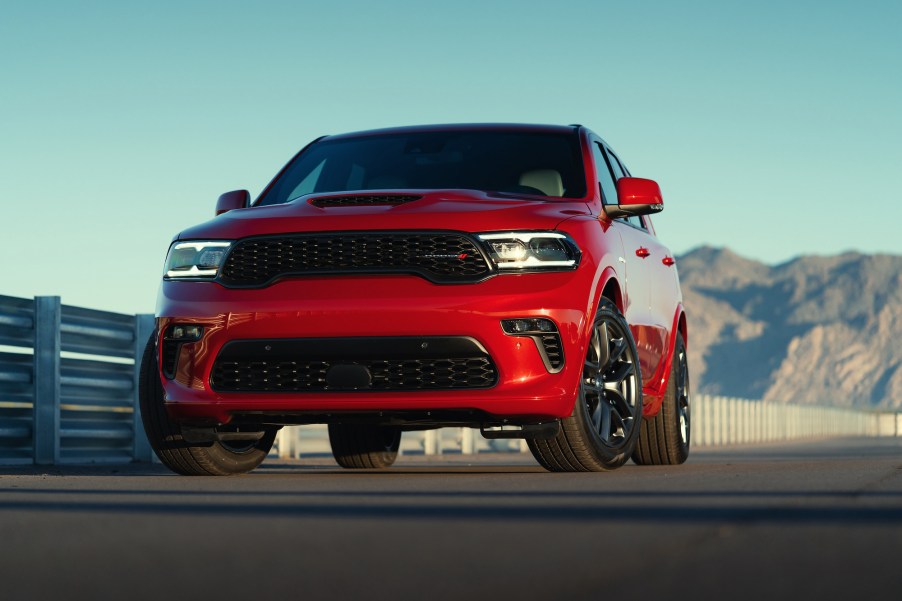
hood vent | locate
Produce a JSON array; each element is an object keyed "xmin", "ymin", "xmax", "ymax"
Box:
[{"xmin": 309, "ymin": 194, "xmax": 422, "ymax": 208}]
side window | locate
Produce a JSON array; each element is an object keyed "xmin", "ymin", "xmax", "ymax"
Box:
[
  {"xmin": 597, "ymin": 144, "xmax": 646, "ymax": 229},
  {"xmin": 604, "ymin": 147, "xmax": 625, "ymax": 179},
  {"xmin": 592, "ymin": 143, "xmax": 619, "ymax": 206},
  {"xmin": 606, "ymin": 149, "xmax": 629, "ymax": 178}
]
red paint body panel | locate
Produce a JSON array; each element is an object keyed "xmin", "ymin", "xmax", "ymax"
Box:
[{"xmin": 155, "ymin": 124, "xmax": 686, "ymax": 427}]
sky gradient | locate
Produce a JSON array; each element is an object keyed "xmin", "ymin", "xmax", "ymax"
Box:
[{"xmin": 2, "ymin": 0, "xmax": 900, "ymax": 314}]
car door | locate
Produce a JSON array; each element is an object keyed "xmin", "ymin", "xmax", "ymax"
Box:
[
  {"xmin": 639, "ymin": 212, "xmax": 681, "ymax": 376},
  {"xmin": 607, "ymin": 146, "xmax": 677, "ymax": 387},
  {"xmin": 592, "ymin": 141, "xmax": 657, "ymax": 387}
]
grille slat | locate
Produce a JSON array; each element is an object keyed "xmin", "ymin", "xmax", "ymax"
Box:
[{"xmin": 220, "ymin": 232, "xmax": 491, "ymax": 286}]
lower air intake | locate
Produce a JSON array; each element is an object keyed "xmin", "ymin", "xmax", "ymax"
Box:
[{"xmin": 210, "ymin": 336, "xmax": 498, "ymax": 392}]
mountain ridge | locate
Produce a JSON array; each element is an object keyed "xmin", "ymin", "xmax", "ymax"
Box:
[{"xmin": 674, "ymin": 246, "xmax": 902, "ymax": 409}]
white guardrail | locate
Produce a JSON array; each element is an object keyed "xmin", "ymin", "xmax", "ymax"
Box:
[{"xmin": 273, "ymin": 394, "xmax": 902, "ymax": 459}]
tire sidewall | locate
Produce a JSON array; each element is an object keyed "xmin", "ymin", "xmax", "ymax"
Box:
[
  {"xmin": 672, "ymin": 333, "xmax": 691, "ymax": 460},
  {"xmin": 139, "ymin": 334, "xmax": 275, "ymax": 475}
]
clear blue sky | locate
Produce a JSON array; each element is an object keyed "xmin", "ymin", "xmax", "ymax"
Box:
[{"xmin": 2, "ymin": 0, "xmax": 900, "ymax": 314}]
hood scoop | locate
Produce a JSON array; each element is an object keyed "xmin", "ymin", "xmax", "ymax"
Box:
[{"xmin": 308, "ymin": 194, "xmax": 422, "ymax": 208}]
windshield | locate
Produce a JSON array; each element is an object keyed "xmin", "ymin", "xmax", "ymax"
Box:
[{"xmin": 256, "ymin": 130, "xmax": 586, "ymax": 206}]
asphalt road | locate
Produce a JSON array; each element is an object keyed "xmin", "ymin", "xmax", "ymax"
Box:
[{"xmin": 1, "ymin": 437, "xmax": 900, "ymax": 601}]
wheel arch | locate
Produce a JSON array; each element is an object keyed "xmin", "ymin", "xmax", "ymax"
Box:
[
  {"xmin": 598, "ymin": 269, "xmax": 624, "ymax": 313},
  {"xmin": 643, "ymin": 303, "xmax": 687, "ymax": 416}
]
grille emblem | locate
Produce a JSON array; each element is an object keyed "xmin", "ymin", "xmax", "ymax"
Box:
[{"xmin": 423, "ymin": 253, "xmax": 469, "ymax": 259}]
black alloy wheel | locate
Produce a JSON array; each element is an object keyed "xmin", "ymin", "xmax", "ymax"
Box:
[{"xmin": 529, "ymin": 299, "xmax": 643, "ymax": 471}]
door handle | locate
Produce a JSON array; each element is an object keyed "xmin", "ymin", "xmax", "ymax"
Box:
[
  {"xmin": 635, "ymin": 247, "xmax": 650, "ymax": 259},
  {"xmin": 662, "ymin": 256, "xmax": 675, "ymax": 266}
]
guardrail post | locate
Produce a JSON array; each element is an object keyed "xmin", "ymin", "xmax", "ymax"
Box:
[
  {"xmin": 34, "ymin": 296, "xmax": 61, "ymax": 465},
  {"xmin": 461, "ymin": 427, "xmax": 476, "ymax": 454},
  {"xmin": 424, "ymin": 429, "xmax": 441, "ymax": 455},
  {"xmin": 132, "ymin": 314, "xmax": 155, "ymax": 462}
]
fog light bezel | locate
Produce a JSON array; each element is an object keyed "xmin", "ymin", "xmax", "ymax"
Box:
[
  {"xmin": 501, "ymin": 318, "xmax": 557, "ymax": 335},
  {"xmin": 501, "ymin": 318, "xmax": 565, "ymax": 373},
  {"xmin": 160, "ymin": 324, "xmax": 205, "ymax": 380}
]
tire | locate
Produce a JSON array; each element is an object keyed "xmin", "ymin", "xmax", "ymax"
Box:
[
  {"xmin": 633, "ymin": 333, "xmax": 690, "ymax": 465},
  {"xmin": 138, "ymin": 335, "xmax": 276, "ymax": 476},
  {"xmin": 328, "ymin": 424, "xmax": 402, "ymax": 469},
  {"xmin": 528, "ymin": 299, "xmax": 644, "ymax": 472}
]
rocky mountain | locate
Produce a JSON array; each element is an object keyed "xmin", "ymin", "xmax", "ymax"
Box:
[{"xmin": 675, "ymin": 247, "xmax": 902, "ymax": 409}]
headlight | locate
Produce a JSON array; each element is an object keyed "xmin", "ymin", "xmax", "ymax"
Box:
[
  {"xmin": 478, "ymin": 232, "xmax": 580, "ymax": 271},
  {"xmin": 163, "ymin": 241, "xmax": 232, "ymax": 279}
]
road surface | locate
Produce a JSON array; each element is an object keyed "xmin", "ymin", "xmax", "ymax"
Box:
[{"xmin": 1, "ymin": 437, "xmax": 900, "ymax": 601}]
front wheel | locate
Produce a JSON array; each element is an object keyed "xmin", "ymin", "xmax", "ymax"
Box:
[
  {"xmin": 633, "ymin": 332, "xmax": 690, "ymax": 465},
  {"xmin": 138, "ymin": 335, "xmax": 276, "ymax": 476},
  {"xmin": 528, "ymin": 299, "xmax": 644, "ymax": 472}
]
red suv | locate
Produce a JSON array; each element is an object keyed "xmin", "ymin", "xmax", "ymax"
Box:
[{"xmin": 140, "ymin": 124, "xmax": 690, "ymax": 475}]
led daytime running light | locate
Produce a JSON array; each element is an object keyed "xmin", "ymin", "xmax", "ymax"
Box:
[
  {"xmin": 478, "ymin": 232, "xmax": 579, "ymax": 270},
  {"xmin": 164, "ymin": 241, "xmax": 232, "ymax": 279}
]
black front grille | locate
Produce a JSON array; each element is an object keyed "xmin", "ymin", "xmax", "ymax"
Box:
[
  {"xmin": 219, "ymin": 232, "xmax": 491, "ymax": 287},
  {"xmin": 309, "ymin": 195, "xmax": 421, "ymax": 207},
  {"xmin": 210, "ymin": 336, "xmax": 498, "ymax": 393}
]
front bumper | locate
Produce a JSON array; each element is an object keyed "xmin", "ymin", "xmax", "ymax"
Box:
[{"xmin": 156, "ymin": 271, "xmax": 594, "ymax": 425}]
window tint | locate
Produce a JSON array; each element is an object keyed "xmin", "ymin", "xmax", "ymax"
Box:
[
  {"xmin": 285, "ymin": 159, "xmax": 325, "ymax": 201},
  {"xmin": 259, "ymin": 131, "xmax": 587, "ymax": 206},
  {"xmin": 604, "ymin": 147, "xmax": 624, "ymax": 179},
  {"xmin": 593, "ymin": 143, "xmax": 618, "ymax": 206},
  {"xmin": 595, "ymin": 143, "xmax": 646, "ymax": 229},
  {"xmin": 607, "ymin": 147, "xmax": 646, "ymax": 229},
  {"xmin": 607, "ymin": 149, "xmax": 629, "ymax": 178},
  {"xmin": 627, "ymin": 214, "xmax": 646, "ymax": 229}
]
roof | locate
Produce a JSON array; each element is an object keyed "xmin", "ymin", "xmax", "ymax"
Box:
[{"xmin": 324, "ymin": 123, "xmax": 580, "ymax": 141}]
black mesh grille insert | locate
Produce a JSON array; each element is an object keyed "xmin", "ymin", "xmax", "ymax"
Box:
[
  {"xmin": 219, "ymin": 232, "xmax": 491, "ymax": 286},
  {"xmin": 210, "ymin": 337, "xmax": 498, "ymax": 392},
  {"xmin": 309, "ymin": 195, "xmax": 421, "ymax": 207},
  {"xmin": 161, "ymin": 340, "xmax": 180, "ymax": 379},
  {"xmin": 539, "ymin": 333, "xmax": 564, "ymax": 371}
]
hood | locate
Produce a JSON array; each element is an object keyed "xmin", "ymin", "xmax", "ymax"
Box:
[{"xmin": 178, "ymin": 189, "xmax": 592, "ymax": 240}]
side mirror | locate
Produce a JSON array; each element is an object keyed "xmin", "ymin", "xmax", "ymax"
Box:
[
  {"xmin": 605, "ymin": 177, "xmax": 663, "ymax": 219},
  {"xmin": 215, "ymin": 190, "xmax": 250, "ymax": 216}
]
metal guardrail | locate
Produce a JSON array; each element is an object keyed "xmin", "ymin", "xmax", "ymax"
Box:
[
  {"xmin": 3, "ymin": 292, "xmax": 898, "ymax": 466},
  {"xmin": 0, "ymin": 294, "xmax": 154, "ymax": 465}
]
